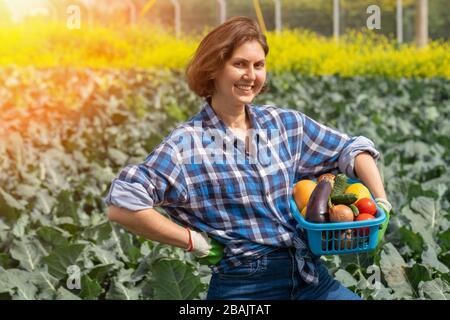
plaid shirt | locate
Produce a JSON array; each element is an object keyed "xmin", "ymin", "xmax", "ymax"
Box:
[{"xmin": 104, "ymin": 99, "xmax": 379, "ymax": 285}]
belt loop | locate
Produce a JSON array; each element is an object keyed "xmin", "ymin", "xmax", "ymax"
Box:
[{"xmin": 260, "ymin": 253, "xmax": 268, "ymax": 271}]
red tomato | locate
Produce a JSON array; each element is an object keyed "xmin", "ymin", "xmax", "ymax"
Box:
[
  {"xmin": 354, "ymin": 213, "xmax": 375, "ymax": 237},
  {"xmin": 355, "ymin": 198, "xmax": 377, "ymax": 215}
]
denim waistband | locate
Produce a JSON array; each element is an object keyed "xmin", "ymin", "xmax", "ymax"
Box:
[
  {"xmin": 265, "ymin": 244, "xmax": 320, "ymax": 285},
  {"xmin": 265, "ymin": 247, "xmax": 294, "ymax": 258}
]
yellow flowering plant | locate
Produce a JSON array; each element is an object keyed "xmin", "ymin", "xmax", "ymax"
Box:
[{"xmin": 0, "ymin": 22, "xmax": 448, "ymax": 78}]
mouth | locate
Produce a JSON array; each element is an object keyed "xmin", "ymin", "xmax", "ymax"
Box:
[{"xmin": 234, "ymin": 84, "xmax": 255, "ymax": 94}]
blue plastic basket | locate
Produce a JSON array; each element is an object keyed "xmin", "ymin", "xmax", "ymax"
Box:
[{"xmin": 290, "ymin": 178, "xmax": 387, "ymax": 256}]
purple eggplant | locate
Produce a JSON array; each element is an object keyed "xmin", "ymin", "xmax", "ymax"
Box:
[{"xmin": 305, "ymin": 177, "xmax": 334, "ymax": 223}]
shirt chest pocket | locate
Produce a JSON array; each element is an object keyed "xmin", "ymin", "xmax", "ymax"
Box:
[{"xmin": 188, "ymin": 179, "xmax": 248, "ymax": 206}]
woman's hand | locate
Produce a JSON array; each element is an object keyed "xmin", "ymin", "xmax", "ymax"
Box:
[
  {"xmin": 187, "ymin": 229, "xmax": 224, "ymax": 265},
  {"xmin": 375, "ymin": 198, "xmax": 392, "ymax": 214}
]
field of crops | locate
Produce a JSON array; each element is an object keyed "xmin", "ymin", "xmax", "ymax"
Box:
[
  {"xmin": 0, "ymin": 65, "xmax": 449, "ymax": 299},
  {"xmin": 0, "ymin": 18, "xmax": 449, "ymax": 300}
]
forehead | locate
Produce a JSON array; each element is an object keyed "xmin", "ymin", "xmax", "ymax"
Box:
[{"xmin": 230, "ymin": 40, "xmax": 266, "ymax": 61}]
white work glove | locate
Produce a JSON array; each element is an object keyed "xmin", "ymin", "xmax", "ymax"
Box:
[
  {"xmin": 186, "ymin": 228, "xmax": 212, "ymax": 258},
  {"xmin": 375, "ymin": 198, "xmax": 392, "ymax": 214},
  {"xmin": 375, "ymin": 198, "xmax": 392, "ymax": 244}
]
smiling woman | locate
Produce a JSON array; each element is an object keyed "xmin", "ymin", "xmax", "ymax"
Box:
[
  {"xmin": 185, "ymin": 16, "xmax": 269, "ymax": 101},
  {"xmin": 185, "ymin": 17, "xmax": 269, "ymax": 145},
  {"xmin": 213, "ymin": 41, "xmax": 267, "ymax": 113},
  {"xmin": 105, "ymin": 16, "xmax": 388, "ymax": 301}
]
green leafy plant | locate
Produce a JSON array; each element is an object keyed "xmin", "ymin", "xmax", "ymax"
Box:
[{"xmin": 0, "ymin": 68, "xmax": 449, "ymax": 299}]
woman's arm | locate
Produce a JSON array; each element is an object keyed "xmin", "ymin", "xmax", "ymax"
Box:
[
  {"xmin": 108, "ymin": 206, "xmax": 214, "ymax": 257},
  {"xmin": 107, "ymin": 205, "xmax": 190, "ymax": 250},
  {"xmin": 354, "ymin": 151, "xmax": 387, "ymax": 200}
]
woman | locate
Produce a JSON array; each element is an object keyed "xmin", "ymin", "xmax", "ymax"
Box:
[{"xmin": 105, "ymin": 16, "xmax": 392, "ymax": 300}]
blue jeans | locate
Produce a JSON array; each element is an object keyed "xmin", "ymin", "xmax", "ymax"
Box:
[{"xmin": 206, "ymin": 247, "xmax": 362, "ymax": 300}]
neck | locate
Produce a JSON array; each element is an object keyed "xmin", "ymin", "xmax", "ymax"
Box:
[{"xmin": 210, "ymin": 95, "xmax": 250, "ymax": 130}]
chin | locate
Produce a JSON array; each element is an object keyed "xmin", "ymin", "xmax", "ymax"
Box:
[
  {"xmin": 239, "ymin": 97, "xmax": 254, "ymax": 105},
  {"xmin": 233, "ymin": 94, "xmax": 255, "ymax": 105}
]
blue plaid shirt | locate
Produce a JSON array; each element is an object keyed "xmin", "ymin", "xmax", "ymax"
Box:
[{"xmin": 104, "ymin": 99, "xmax": 379, "ymax": 285}]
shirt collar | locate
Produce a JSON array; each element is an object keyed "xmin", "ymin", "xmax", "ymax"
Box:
[{"xmin": 201, "ymin": 97, "xmax": 260, "ymax": 132}]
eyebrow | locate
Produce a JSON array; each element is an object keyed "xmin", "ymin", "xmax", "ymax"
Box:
[{"xmin": 232, "ymin": 57, "xmax": 265, "ymax": 63}]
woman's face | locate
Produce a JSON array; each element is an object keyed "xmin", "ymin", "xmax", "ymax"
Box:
[{"xmin": 213, "ymin": 40, "xmax": 266, "ymax": 108}]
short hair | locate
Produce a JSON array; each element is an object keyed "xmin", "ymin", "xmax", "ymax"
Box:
[{"xmin": 186, "ymin": 16, "xmax": 269, "ymax": 98}]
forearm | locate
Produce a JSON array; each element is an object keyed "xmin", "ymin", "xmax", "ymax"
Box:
[
  {"xmin": 107, "ymin": 205, "xmax": 190, "ymax": 250},
  {"xmin": 354, "ymin": 152, "xmax": 387, "ymax": 200}
]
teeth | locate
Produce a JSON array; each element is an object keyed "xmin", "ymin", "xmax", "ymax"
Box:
[{"xmin": 235, "ymin": 85, "xmax": 253, "ymax": 90}]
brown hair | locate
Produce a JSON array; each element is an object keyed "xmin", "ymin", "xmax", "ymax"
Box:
[{"xmin": 185, "ymin": 16, "xmax": 269, "ymax": 98}]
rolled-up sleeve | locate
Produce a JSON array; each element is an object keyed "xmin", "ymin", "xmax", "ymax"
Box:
[
  {"xmin": 338, "ymin": 136, "xmax": 379, "ymax": 178},
  {"xmin": 296, "ymin": 113, "xmax": 379, "ymax": 179},
  {"xmin": 103, "ymin": 140, "xmax": 188, "ymax": 211}
]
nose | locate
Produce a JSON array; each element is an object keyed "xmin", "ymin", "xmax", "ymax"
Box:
[{"xmin": 243, "ymin": 65, "xmax": 256, "ymax": 82}]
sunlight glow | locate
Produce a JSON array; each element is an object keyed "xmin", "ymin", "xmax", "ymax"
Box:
[{"xmin": 4, "ymin": 0, "xmax": 51, "ymax": 23}]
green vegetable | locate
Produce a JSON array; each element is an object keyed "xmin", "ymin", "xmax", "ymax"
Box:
[
  {"xmin": 331, "ymin": 193, "xmax": 357, "ymax": 205},
  {"xmin": 196, "ymin": 239, "xmax": 224, "ymax": 265},
  {"xmin": 349, "ymin": 204, "xmax": 360, "ymax": 217},
  {"xmin": 377, "ymin": 208, "xmax": 392, "ymax": 245},
  {"xmin": 331, "ymin": 174, "xmax": 348, "ymax": 197}
]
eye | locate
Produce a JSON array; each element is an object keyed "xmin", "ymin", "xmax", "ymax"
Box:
[
  {"xmin": 234, "ymin": 61, "xmax": 245, "ymax": 67},
  {"xmin": 255, "ymin": 62, "xmax": 265, "ymax": 69}
]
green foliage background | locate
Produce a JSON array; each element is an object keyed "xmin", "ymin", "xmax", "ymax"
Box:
[{"xmin": 0, "ymin": 68, "xmax": 449, "ymax": 299}]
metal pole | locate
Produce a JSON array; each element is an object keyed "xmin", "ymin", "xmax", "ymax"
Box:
[
  {"xmin": 125, "ymin": 0, "xmax": 136, "ymax": 25},
  {"xmin": 171, "ymin": 0, "xmax": 181, "ymax": 39},
  {"xmin": 217, "ymin": 0, "xmax": 226, "ymax": 24},
  {"xmin": 333, "ymin": 0, "xmax": 339, "ymax": 41},
  {"xmin": 253, "ymin": 0, "xmax": 267, "ymax": 33},
  {"xmin": 273, "ymin": 0, "xmax": 282, "ymax": 34},
  {"xmin": 396, "ymin": 0, "xmax": 403, "ymax": 44},
  {"xmin": 140, "ymin": 0, "xmax": 158, "ymax": 18},
  {"xmin": 416, "ymin": 0, "xmax": 428, "ymax": 48}
]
